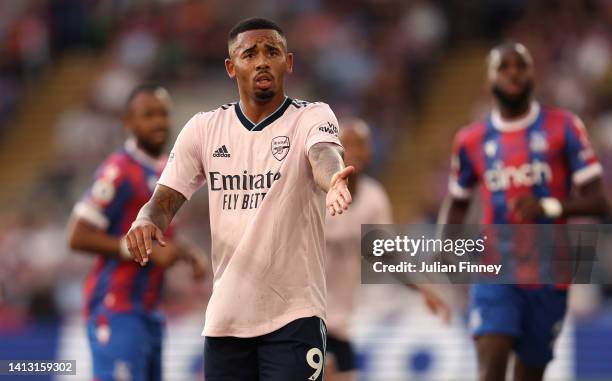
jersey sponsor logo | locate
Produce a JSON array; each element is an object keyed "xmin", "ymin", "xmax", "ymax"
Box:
[
  {"xmin": 209, "ymin": 170, "xmax": 282, "ymax": 210},
  {"xmin": 212, "ymin": 145, "xmax": 231, "ymax": 158},
  {"xmin": 484, "ymin": 159, "xmax": 552, "ymax": 192},
  {"xmin": 209, "ymin": 170, "xmax": 281, "ymax": 191},
  {"xmin": 271, "ymin": 136, "xmax": 290, "ymax": 161},
  {"xmin": 318, "ymin": 121, "xmax": 339, "ymax": 137}
]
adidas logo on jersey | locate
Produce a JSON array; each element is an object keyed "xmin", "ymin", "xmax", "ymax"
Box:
[{"xmin": 213, "ymin": 145, "xmax": 231, "ymax": 158}]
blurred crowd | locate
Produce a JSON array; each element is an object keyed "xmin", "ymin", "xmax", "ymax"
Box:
[
  {"xmin": 1, "ymin": 0, "xmax": 450, "ymax": 325},
  {"xmin": 2, "ymin": 0, "xmax": 612, "ymax": 326}
]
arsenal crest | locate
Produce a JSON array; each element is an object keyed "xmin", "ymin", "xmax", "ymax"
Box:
[{"xmin": 271, "ymin": 136, "xmax": 290, "ymax": 161}]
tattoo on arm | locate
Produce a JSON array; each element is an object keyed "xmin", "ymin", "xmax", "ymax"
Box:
[
  {"xmin": 308, "ymin": 143, "xmax": 345, "ymax": 192},
  {"xmin": 137, "ymin": 184, "xmax": 186, "ymax": 231}
]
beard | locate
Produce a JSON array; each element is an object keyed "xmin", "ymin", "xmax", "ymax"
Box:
[
  {"xmin": 492, "ymin": 81, "xmax": 534, "ymax": 112},
  {"xmin": 138, "ymin": 138, "xmax": 164, "ymax": 157},
  {"xmin": 254, "ymin": 89, "xmax": 275, "ymax": 102}
]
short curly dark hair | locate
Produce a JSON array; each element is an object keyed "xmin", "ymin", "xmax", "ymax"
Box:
[{"xmin": 228, "ymin": 18, "xmax": 285, "ymax": 45}]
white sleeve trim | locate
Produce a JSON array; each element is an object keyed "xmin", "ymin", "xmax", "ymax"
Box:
[
  {"xmin": 73, "ymin": 201, "xmax": 109, "ymax": 229},
  {"xmin": 448, "ymin": 178, "xmax": 473, "ymax": 200},
  {"xmin": 573, "ymin": 162, "xmax": 603, "ymax": 186}
]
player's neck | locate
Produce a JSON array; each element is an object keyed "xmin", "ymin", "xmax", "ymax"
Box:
[
  {"xmin": 127, "ymin": 138, "xmax": 161, "ymax": 158},
  {"xmin": 138, "ymin": 143, "xmax": 162, "ymax": 158},
  {"xmin": 239, "ymin": 93, "xmax": 287, "ymax": 124},
  {"xmin": 497, "ymin": 100, "xmax": 531, "ymax": 120}
]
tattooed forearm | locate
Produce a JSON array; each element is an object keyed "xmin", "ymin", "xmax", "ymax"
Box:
[
  {"xmin": 136, "ymin": 184, "xmax": 186, "ymax": 231},
  {"xmin": 308, "ymin": 143, "xmax": 345, "ymax": 192}
]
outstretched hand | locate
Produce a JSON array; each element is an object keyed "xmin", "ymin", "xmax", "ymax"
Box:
[{"xmin": 326, "ymin": 166, "xmax": 355, "ymax": 216}]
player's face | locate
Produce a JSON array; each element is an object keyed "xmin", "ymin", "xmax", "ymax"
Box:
[
  {"xmin": 125, "ymin": 92, "xmax": 170, "ymax": 157},
  {"xmin": 490, "ymin": 49, "xmax": 534, "ymax": 106},
  {"xmin": 225, "ymin": 29, "xmax": 293, "ymax": 103},
  {"xmin": 340, "ymin": 129, "xmax": 371, "ymax": 174}
]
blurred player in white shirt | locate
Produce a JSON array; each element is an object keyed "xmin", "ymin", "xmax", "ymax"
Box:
[{"xmin": 324, "ymin": 119, "xmax": 450, "ymax": 381}]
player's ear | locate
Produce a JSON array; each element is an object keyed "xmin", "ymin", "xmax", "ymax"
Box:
[
  {"xmin": 225, "ymin": 58, "xmax": 236, "ymax": 79},
  {"xmin": 286, "ymin": 52, "xmax": 294, "ymax": 74}
]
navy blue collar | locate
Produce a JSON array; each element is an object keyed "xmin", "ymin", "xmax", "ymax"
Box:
[{"xmin": 235, "ymin": 96, "xmax": 292, "ymax": 131}]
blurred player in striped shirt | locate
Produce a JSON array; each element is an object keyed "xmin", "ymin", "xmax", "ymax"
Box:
[
  {"xmin": 67, "ymin": 84, "xmax": 206, "ymax": 381},
  {"xmin": 439, "ymin": 43, "xmax": 608, "ymax": 381}
]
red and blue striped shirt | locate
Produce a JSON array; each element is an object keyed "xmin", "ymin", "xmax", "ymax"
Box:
[
  {"xmin": 448, "ymin": 103, "xmax": 602, "ymax": 284},
  {"xmin": 449, "ymin": 102, "xmax": 602, "ymax": 224},
  {"xmin": 73, "ymin": 140, "xmax": 170, "ymax": 317}
]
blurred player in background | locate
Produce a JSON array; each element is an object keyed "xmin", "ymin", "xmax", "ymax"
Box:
[
  {"xmin": 324, "ymin": 118, "xmax": 450, "ymax": 381},
  {"xmin": 439, "ymin": 43, "xmax": 608, "ymax": 381},
  {"xmin": 67, "ymin": 84, "xmax": 207, "ymax": 381},
  {"xmin": 125, "ymin": 18, "xmax": 353, "ymax": 380}
]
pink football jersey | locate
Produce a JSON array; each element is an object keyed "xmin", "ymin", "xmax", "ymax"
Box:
[
  {"xmin": 158, "ymin": 97, "xmax": 342, "ymax": 337},
  {"xmin": 325, "ymin": 176, "xmax": 392, "ymax": 339}
]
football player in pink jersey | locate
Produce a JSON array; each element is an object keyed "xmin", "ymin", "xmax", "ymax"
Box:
[
  {"xmin": 439, "ymin": 43, "xmax": 608, "ymax": 381},
  {"xmin": 125, "ymin": 19, "xmax": 355, "ymax": 380},
  {"xmin": 324, "ymin": 119, "xmax": 450, "ymax": 381},
  {"xmin": 67, "ymin": 84, "xmax": 207, "ymax": 381}
]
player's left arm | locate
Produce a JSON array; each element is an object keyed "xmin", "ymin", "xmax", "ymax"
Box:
[
  {"xmin": 512, "ymin": 177, "xmax": 608, "ymax": 221},
  {"xmin": 558, "ymin": 177, "xmax": 607, "ymax": 216},
  {"xmin": 308, "ymin": 142, "xmax": 354, "ymax": 216},
  {"xmin": 513, "ymin": 115, "xmax": 609, "ymax": 221},
  {"xmin": 556, "ymin": 114, "xmax": 608, "ymax": 217},
  {"xmin": 303, "ymin": 104, "xmax": 355, "ymax": 215},
  {"xmin": 68, "ymin": 161, "xmax": 134, "ymax": 259}
]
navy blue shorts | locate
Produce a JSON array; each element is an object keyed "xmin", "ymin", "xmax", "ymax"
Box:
[
  {"xmin": 469, "ymin": 284, "xmax": 567, "ymax": 368},
  {"xmin": 204, "ymin": 316, "xmax": 327, "ymax": 381},
  {"xmin": 326, "ymin": 334, "xmax": 356, "ymax": 372}
]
